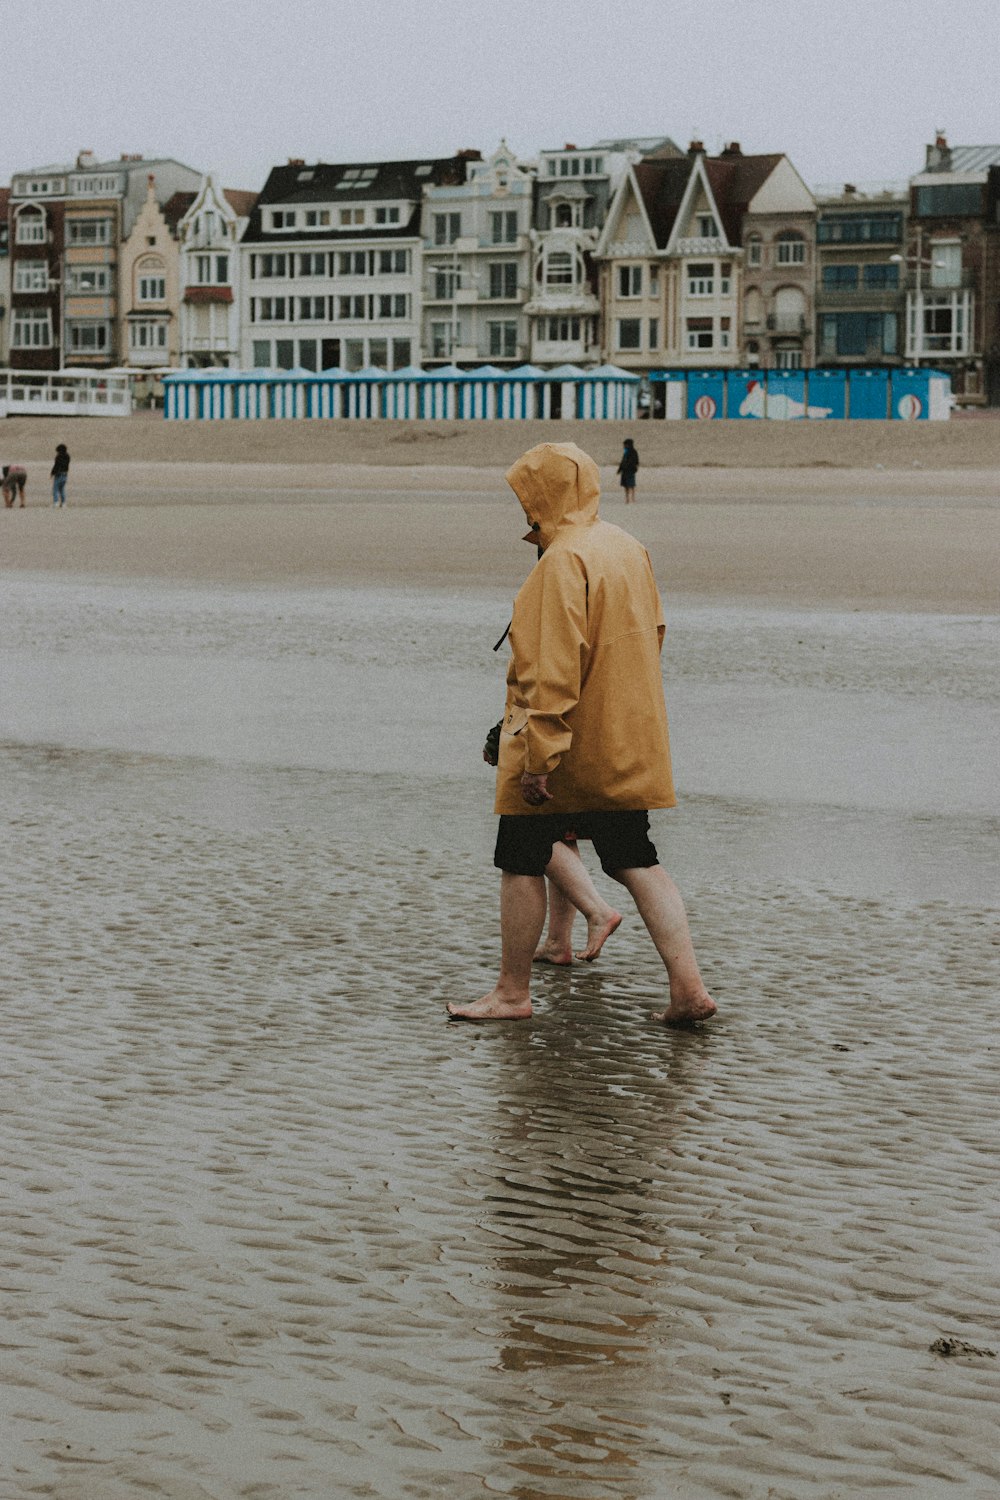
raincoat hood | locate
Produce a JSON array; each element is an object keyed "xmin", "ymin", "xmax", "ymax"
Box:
[{"xmin": 505, "ymin": 441, "xmax": 600, "ymax": 549}]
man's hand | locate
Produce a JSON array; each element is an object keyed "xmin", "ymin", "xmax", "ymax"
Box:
[{"xmin": 520, "ymin": 772, "xmax": 552, "ymax": 807}]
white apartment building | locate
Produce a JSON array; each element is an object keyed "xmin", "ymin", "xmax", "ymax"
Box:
[
  {"xmin": 240, "ymin": 154, "xmax": 477, "ymax": 373},
  {"xmin": 177, "ymin": 177, "xmax": 256, "ymax": 367},
  {"xmin": 421, "ymin": 142, "xmax": 533, "ymax": 365}
]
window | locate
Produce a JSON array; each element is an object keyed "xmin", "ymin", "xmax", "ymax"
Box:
[
  {"xmin": 275, "ymin": 339, "xmax": 295, "ymax": 369},
  {"xmin": 369, "ymin": 338, "xmax": 388, "ymax": 368},
  {"xmin": 376, "ymin": 293, "xmax": 407, "ymax": 318},
  {"xmin": 649, "ymin": 266, "xmax": 660, "ymax": 296},
  {"xmin": 393, "ymin": 339, "xmax": 411, "ymax": 368},
  {"xmin": 338, "ymin": 250, "xmax": 368, "ymax": 276},
  {"xmin": 686, "ymin": 317, "xmax": 714, "ymax": 350},
  {"xmin": 914, "ymin": 183, "xmax": 982, "ymax": 218},
  {"xmin": 488, "ymin": 320, "xmax": 518, "ymax": 358},
  {"xmin": 15, "ymin": 208, "xmax": 46, "ymax": 244},
  {"xmin": 775, "ymin": 348, "xmax": 803, "ymax": 368},
  {"xmin": 747, "ymin": 236, "xmax": 762, "ymax": 268},
  {"xmin": 720, "ymin": 262, "xmax": 732, "ymax": 295},
  {"xmin": 862, "ymin": 262, "xmax": 900, "ymax": 290},
  {"xmin": 255, "ymin": 297, "xmax": 287, "ymax": 321},
  {"xmin": 378, "ymin": 248, "xmax": 408, "ymax": 274},
  {"xmin": 304, "ymin": 209, "xmax": 331, "ymax": 227},
  {"xmin": 432, "ymin": 265, "xmax": 459, "ymax": 298},
  {"xmin": 546, "ymin": 316, "xmax": 581, "ymax": 341},
  {"xmin": 67, "ymin": 219, "xmax": 113, "ymax": 245},
  {"xmin": 431, "ymin": 321, "xmax": 454, "ymax": 358},
  {"xmin": 920, "ymin": 295, "xmax": 966, "ymax": 352},
  {"xmin": 777, "ymin": 235, "xmax": 806, "ymax": 265},
  {"xmin": 14, "ymin": 260, "xmax": 48, "ymax": 292},
  {"xmin": 270, "ymin": 209, "xmax": 297, "ymax": 230},
  {"xmin": 687, "ymin": 263, "xmax": 714, "ymax": 297},
  {"xmin": 433, "ymin": 212, "xmax": 461, "ymax": 245},
  {"xmin": 339, "ymin": 208, "xmax": 365, "ymax": 226},
  {"xmin": 298, "ymin": 251, "xmax": 328, "ymax": 277},
  {"xmin": 489, "ymin": 262, "xmax": 518, "ymax": 299},
  {"xmin": 67, "ymin": 265, "xmax": 110, "ymax": 294},
  {"xmin": 129, "ymin": 319, "xmax": 168, "ymax": 349},
  {"xmin": 697, "ymin": 214, "xmax": 718, "ymax": 238},
  {"xmin": 338, "ymin": 295, "xmax": 367, "ymax": 320},
  {"xmin": 820, "ymin": 311, "xmax": 898, "ymax": 357},
  {"xmin": 616, "ymin": 318, "xmax": 642, "ymax": 350},
  {"xmin": 374, "ymin": 206, "xmax": 401, "ymax": 225},
  {"xmin": 138, "ymin": 273, "xmax": 166, "ymax": 303},
  {"xmin": 254, "ymin": 252, "xmax": 288, "ymax": 279},
  {"xmin": 490, "ymin": 210, "xmax": 518, "ymax": 244},
  {"xmin": 618, "ymin": 264, "xmax": 642, "ymax": 298},
  {"xmin": 252, "ymin": 339, "xmax": 271, "ymax": 367},
  {"xmin": 822, "ymin": 264, "xmax": 859, "ymax": 290},
  {"xmin": 12, "ymin": 309, "xmax": 52, "ymax": 347},
  {"xmin": 648, "ymin": 318, "xmax": 660, "ymax": 347},
  {"xmin": 929, "ymin": 242, "xmax": 961, "ymax": 289},
  {"xmin": 67, "ymin": 321, "xmax": 110, "ymax": 351},
  {"xmin": 546, "ymin": 251, "xmax": 574, "ymax": 286},
  {"xmin": 817, "ymin": 213, "xmax": 902, "ymax": 245},
  {"xmin": 299, "ymin": 296, "xmax": 327, "ymax": 319},
  {"xmin": 298, "ymin": 339, "xmax": 318, "ymax": 371}
]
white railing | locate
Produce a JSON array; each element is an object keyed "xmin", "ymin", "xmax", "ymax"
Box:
[{"xmin": 0, "ymin": 371, "xmax": 133, "ymax": 417}]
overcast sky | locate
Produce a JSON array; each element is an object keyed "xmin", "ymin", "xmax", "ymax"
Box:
[{"xmin": 5, "ymin": 0, "xmax": 997, "ymax": 192}]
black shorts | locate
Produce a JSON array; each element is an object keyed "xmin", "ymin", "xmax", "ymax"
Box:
[{"xmin": 494, "ymin": 810, "xmax": 659, "ymax": 878}]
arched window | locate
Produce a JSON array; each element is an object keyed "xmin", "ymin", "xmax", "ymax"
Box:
[
  {"xmin": 555, "ymin": 203, "xmax": 573, "ymax": 227},
  {"xmin": 15, "ymin": 204, "xmax": 46, "ymax": 245},
  {"xmin": 746, "ymin": 234, "xmax": 762, "ymax": 268},
  {"xmin": 744, "ymin": 287, "xmax": 764, "ymax": 326}
]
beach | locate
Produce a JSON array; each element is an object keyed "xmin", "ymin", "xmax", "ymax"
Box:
[{"xmin": 1, "ymin": 417, "xmax": 998, "ymax": 1498}]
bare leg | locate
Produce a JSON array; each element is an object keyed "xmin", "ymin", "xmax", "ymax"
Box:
[
  {"xmin": 615, "ymin": 864, "xmax": 716, "ymax": 1025},
  {"xmin": 533, "ymin": 875, "xmax": 576, "ymax": 965},
  {"xmin": 447, "ymin": 873, "xmax": 545, "ymax": 1020},
  {"xmin": 544, "ymin": 839, "xmax": 622, "ymax": 961}
]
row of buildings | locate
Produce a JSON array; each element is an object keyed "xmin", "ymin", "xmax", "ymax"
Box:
[{"xmin": 3, "ymin": 134, "xmax": 999, "ymax": 404}]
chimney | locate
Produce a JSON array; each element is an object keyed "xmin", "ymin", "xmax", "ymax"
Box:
[
  {"xmin": 288, "ymin": 157, "xmax": 305, "ymax": 167},
  {"xmin": 721, "ymin": 142, "xmax": 742, "ymax": 157},
  {"xmin": 843, "ymin": 183, "xmax": 857, "ymax": 196},
  {"xmin": 456, "ymin": 148, "xmax": 482, "ymax": 160},
  {"xmin": 688, "ymin": 139, "xmax": 705, "ymax": 155},
  {"xmin": 927, "ymin": 131, "xmax": 951, "ymax": 171},
  {"xmin": 76, "ymin": 149, "xmax": 96, "ymax": 169},
  {"xmin": 563, "ymin": 143, "xmax": 577, "ymax": 151}
]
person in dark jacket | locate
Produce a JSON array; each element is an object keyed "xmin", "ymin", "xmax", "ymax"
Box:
[
  {"xmin": 2, "ymin": 463, "xmax": 27, "ymax": 507},
  {"xmin": 616, "ymin": 438, "xmax": 639, "ymax": 503},
  {"xmin": 51, "ymin": 444, "xmax": 70, "ymax": 507}
]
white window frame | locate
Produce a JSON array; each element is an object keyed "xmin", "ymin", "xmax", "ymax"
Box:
[
  {"xmin": 777, "ymin": 237, "xmax": 806, "ymax": 265},
  {"xmin": 374, "ymin": 206, "xmax": 401, "ymax": 225},
  {"xmin": 67, "ymin": 218, "xmax": 113, "ymax": 246},
  {"xmin": 16, "ymin": 209, "xmax": 46, "ymax": 244},
  {"xmin": 270, "ymin": 209, "xmax": 297, "ymax": 231},
  {"xmin": 298, "ymin": 295, "xmax": 328, "ymax": 320},
  {"xmin": 304, "ymin": 209, "xmax": 331, "ymax": 228},
  {"xmin": 746, "ymin": 237, "xmax": 762, "ymax": 268},
  {"xmin": 687, "ymin": 263, "xmax": 715, "ymax": 297},
  {"xmin": 618, "ymin": 264, "xmax": 642, "ymax": 298},
  {"xmin": 14, "ymin": 260, "xmax": 48, "ymax": 292},
  {"xmin": 67, "ymin": 265, "xmax": 111, "ymax": 294},
  {"xmin": 12, "ymin": 308, "xmax": 53, "ymax": 348},
  {"xmin": 433, "ymin": 212, "xmax": 461, "ymax": 246},
  {"xmin": 686, "ymin": 323, "xmax": 714, "ymax": 351},
  {"xmin": 138, "ymin": 273, "xmax": 166, "ymax": 304},
  {"xmin": 430, "ymin": 321, "xmax": 454, "ymax": 358},
  {"xmin": 487, "ymin": 320, "xmax": 518, "ymax": 359},
  {"xmin": 546, "ymin": 250, "xmax": 575, "ymax": 287},
  {"xmin": 129, "ymin": 318, "xmax": 168, "ymax": 350},
  {"xmin": 697, "ymin": 214, "xmax": 718, "ymax": 238},
  {"xmin": 67, "ymin": 320, "xmax": 111, "ymax": 352}
]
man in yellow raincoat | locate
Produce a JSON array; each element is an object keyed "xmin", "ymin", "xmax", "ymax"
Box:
[{"xmin": 448, "ymin": 441, "xmax": 716, "ymax": 1026}]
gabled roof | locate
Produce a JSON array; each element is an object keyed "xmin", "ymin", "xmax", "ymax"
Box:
[
  {"xmin": 223, "ymin": 188, "xmax": 258, "ymax": 219},
  {"xmin": 162, "ymin": 191, "xmax": 196, "ymax": 231},
  {"xmin": 630, "ymin": 150, "xmax": 785, "ymax": 249}
]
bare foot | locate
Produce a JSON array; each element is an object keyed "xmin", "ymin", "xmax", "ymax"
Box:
[
  {"xmin": 533, "ymin": 941, "xmax": 574, "ymax": 966},
  {"xmin": 653, "ymin": 993, "xmax": 718, "ymax": 1027},
  {"xmin": 447, "ymin": 990, "xmax": 532, "ymax": 1022},
  {"xmin": 576, "ymin": 909, "xmax": 622, "ymax": 962}
]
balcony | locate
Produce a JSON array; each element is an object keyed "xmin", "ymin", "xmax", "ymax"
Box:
[
  {"xmin": 766, "ymin": 314, "xmax": 808, "ymax": 335},
  {"xmin": 902, "ymin": 267, "xmax": 975, "ymax": 291},
  {"xmin": 676, "ymin": 235, "xmax": 726, "ymax": 256}
]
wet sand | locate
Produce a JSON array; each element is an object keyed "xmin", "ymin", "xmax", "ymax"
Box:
[{"xmin": 1, "ymin": 426, "xmax": 999, "ymax": 1498}]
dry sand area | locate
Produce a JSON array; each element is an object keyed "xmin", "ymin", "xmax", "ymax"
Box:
[{"xmin": 1, "ymin": 415, "xmax": 999, "ymax": 1498}]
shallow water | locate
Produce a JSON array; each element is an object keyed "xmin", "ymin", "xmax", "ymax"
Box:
[{"xmin": 1, "ymin": 578, "xmax": 998, "ymax": 1498}]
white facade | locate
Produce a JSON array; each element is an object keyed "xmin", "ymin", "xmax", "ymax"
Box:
[
  {"xmin": 178, "ymin": 177, "xmax": 252, "ymax": 368},
  {"xmin": 420, "ymin": 142, "xmax": 533, "ymax": 365}
]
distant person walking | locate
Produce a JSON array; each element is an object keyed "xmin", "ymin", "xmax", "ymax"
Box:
[
  {"xmin": 51, "ymin": 445, "xmax": 70, "ymax": 507},
  {"xmin": 2, "ymin": 463, "xmax": 27, "ymax": 507},
  {"xmin": 616, "ymin": 437, "xmax": 639, "ymax": 504}
]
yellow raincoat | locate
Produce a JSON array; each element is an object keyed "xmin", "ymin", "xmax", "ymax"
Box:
[{"xmin": 495, "ymin": 441, "xmax": 676, "ymax": 816}]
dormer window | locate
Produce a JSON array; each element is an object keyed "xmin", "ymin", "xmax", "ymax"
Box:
[
  {"xmin": 271, "ymin": 209, "xmax": 296, "ymax": 230},
  {"xmin": 375, "ymin": 206, "xmax": 400, "ymax": 225},
  {"xmin": 697, "ymin": 214, "xmax": 718, "ymax": 238}
]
